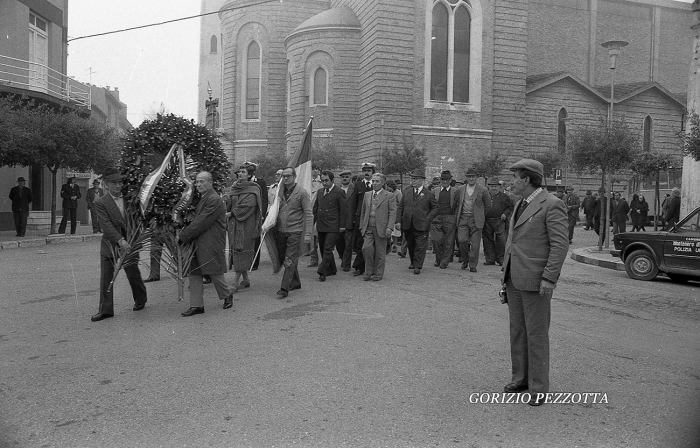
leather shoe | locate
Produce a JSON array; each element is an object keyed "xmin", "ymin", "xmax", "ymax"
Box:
[
  {"xmin": 408, "ymin": 265, "xmax": 414, "ymax": 269},
  {"xmin": 319, "ymin": 275, "xmax": 326, "ymax": 282},
  {"xmin": 372, "ymin": 276, "xmax": 383, "ymax": 281},
  {"xmin": 276, "ymin": 289, "xmax": 288, "ymax": 299},
  {"xmin": 239, "ymin": 280, "xmax": 251, "ymax": 288},
  {"xmin": 91, "ymin": 313, "xmax": 114, "ymax": 322},
  {"xmin": 528, "ymin": 395, "xmax": 545, "ymax": 407},
  {"xmin": 397, "ymin": 252, "xmax": 406, "ymax": 258},
  {"xmin": 413, "ymin": 268, "xmax": 420, "ymax": 275},
  {"xmin": 461, "ymin": 262, "xmax": 468, "ymax": 270},
  {"xmin": 223, "ymin": 295, "xmax": 233, "ymax": 309},
  {"xmin": 363, "ymin": 275, "xmax": 372, "ymax": 281},
  {"xmin": 143, "ymin": 276, "xmax": 160, "ymax": 283},
  {"xmin": 469, "ymin": 267, "xmax": 477, "ymax": 273},
  {"xmin": 484, "ymin": 261, "xmax": 495, "ymax": 265},
  {"xmin": 132, "ymin": 304, "xmax": 145, "ymax": 311},
  {"xmin": 342, "ymin": 266, "xmax": 351, "ymax": 272},
  {"xmin": 434, "ymin": 261, "xmax": 440, "ymax": 267},
  {"xmin": 439, "ymin": 264, "xmax": 447, "ymax": 269},
  {"xmin": 503, "ymin": 383, "xmax": 528, "ymax": 393},
  {"xmin": 352, "ymin": 270, "xmax": 363, "ymax": 276},
  {"xmin": 181, "ymin": 307, "xmax": 204, "ymax": 317},
  {"xmin": 289, "ymin": 285, "xmax": 301, "ymax": 291}
]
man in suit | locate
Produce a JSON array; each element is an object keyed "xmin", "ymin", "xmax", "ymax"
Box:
[
  {"xmin": 501, "ymin": 158, "xmax": 568, "ymax": 406},
  {"xmin": 360, "ymin": 173, "xmax": 397, "ymax": 281},
  {"xmin": 91, "ymin": 168, "xmax": 147, "ymax": 322},
  {"xmin": 396, "ymin": 168, "xmax": 439, "ymax": 275},
  {"xmin": 455, "ymin": 169, "xmax": 492, "ymax": 272},
  {"xmin": 274, "ymin": 166, "xmax": 314, "ymax": 299},
  {"xmin": 58, "ymin": 176, "xmax": 81, "ymax": 234},
  {"xmin": 8, "ymin": 176, "xmax": 32, "ymax": 237},
  {"xmin": 663, "ymin": 188, "xmax": 682, "ymax": 230},
  {"xmin": 86, "ymin": 179, "xmax": 104, "ymax": 233},
  {"xmin": 563, "ymin": 186, "xmax": 580, "ymax": 243},
  {"xmin": 179, "ymin": 171, "xmax": 234, "ymax": 316},
  {"xmin": 245, "ymin": 162, "xmax": 268, "ymax": 270},
  {"xmin": 580, "ymin": 190, "xmax": 596, "ymax": 231},
  {"xmin": 350, "ymin": 162, "xmax": 377, "ymax": 276},
  {"xmin": 336, "ymin": 169, "xmax": 355, "ymax": 271},
  {"xmin": 483, "ymin": 177, "xmax": 513, "ymax": 266},
  {"xmin": 611, "ymin": 192, "xmax": 630, "ymax": 235},
  {"xmin": 313, "ymin": 170, "xmax": 348, "ymax": 282},
  {"xmin": 429, "ymin": 170, "xmax": 460, "ymax": 269}
]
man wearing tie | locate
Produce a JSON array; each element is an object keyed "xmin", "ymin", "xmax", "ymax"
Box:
[
  {"xmin": 91, "ymin": 168, "xmax": 147, "ymax": 322},
  {"xmin": 349, "ymin": 162, "xmax": 376, "ymax": 277},
  {"xmin": 429, "ymin": 170, "xmax": 460, "ymax": 269},
  {"xmin": 313, "ymin": 170, "xmax": 348, "ymax": 282},
  {"xmin": 360, "ymin": 173, "xmax": 396, "ymax": 281},
  {"xmin": 396, "ymin": 169, "xmax": 439, "ymax": 274},
  {"xmin": 8, "ymin": 176, "xmax": 32, "ymax": 237}
]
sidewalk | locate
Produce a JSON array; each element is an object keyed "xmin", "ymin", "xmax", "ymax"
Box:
[
  {"xmin": 0, "ymin": 224, "xmax": 101, "ymax": 250},
  {"xmin": 570, "ymin": 246, "xmax": 625, "ymax": 271}
]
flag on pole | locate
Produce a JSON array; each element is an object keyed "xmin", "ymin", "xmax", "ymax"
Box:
[
  {"xmin": 261, "ymin": 117, "xmax": 313, "ymax": 273},
  {"xmin": 139, "ymin": 143, "xmax": 178, "ymax": 215}
]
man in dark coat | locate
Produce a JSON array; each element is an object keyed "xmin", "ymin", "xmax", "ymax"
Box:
[
  {"xmin": 563, "ymin": 186, "xmax": 580, "ymax": 244},
  {"xmin": 8, "ymin": 176, "xmax": 32, "ymax": 237},
  {"xmin": 430, "ymin": 170, "xmax": 461, "ymax": 269},
  {"xmin": 179, "ymin": 171, "xmax": 234, "ymax": 316},
  {"xmin": 483, "ymin": 177, "xmax": 513, "ymax": 266},
  {"xmin": 611, "ymin": 192, "xmax": 630, "ymax": 235},
  {"xmin": 86, "ymin": 179, "xmax": 104, "ymax": 233},
  {"xmin": 396, "ymin": 168, "xmax": 439, "ymax": 274},
  {"xmin": 91, "ymin": 168, "xmax": 147, "ymax": 322},
  {"xmin": 580, "ymin": 190, "xmax": 596, "ymax": 230},
  {"xmin": 58, "ymin": 177, "xmax": 81, "ymax": 234},
  {"xmin": 349, "ymin": 162, "xmax": 376, "ymax": 276},
  {"xmin": 663, "ymin": 188, "xmax": 682, "ymax": 230},
  {"xmin": 313, "ymin": 170, "xmax": 348, "ymax": 281}
]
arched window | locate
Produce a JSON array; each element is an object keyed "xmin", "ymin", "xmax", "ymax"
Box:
[
  {"xmin": 210, "ymin": 35, "xmax": 217, "ymax": 53},
  {"xmin": 426, "ymin": 0, "xmax": 482, "ymax": 109},
  {"xmin": 311, "ymin": 67, "xmax": 327, "ymax": 106},
  {"xmin": 430, "ymin": 0, "xmax": 472, "ymax": 103},
  {"xmin": 558, "ymin": 108, "xmax": 568, "ymax": 153},
  {"xmin": 643, "ymin": 115, "xmax": 652, "ymax": 151},
  {"xmin": 245, "ymin": 41, "xmax": 260, "ymax": 120}
]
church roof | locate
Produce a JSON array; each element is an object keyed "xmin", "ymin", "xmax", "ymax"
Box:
[
  {"xmin": 527, "ymin": 72, "xmax": 686, "ymax": 108},
  {"xmin": 288, "ymin": 6, "xmax": 361, "ymax": 37}
]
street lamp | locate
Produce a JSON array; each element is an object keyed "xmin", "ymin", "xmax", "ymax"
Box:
[{"xmin": 600, "ymin": 39, "xmax": 628, "ymax": 250}]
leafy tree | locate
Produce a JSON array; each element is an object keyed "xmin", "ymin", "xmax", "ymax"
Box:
[
  {"xmin": 254, "ymin": 151, "xmax": 289, "ymax": 185},
  {"xmin": 0, "ymin": 95, "xmax": 121, "ymax": 234},
  {"xmin": 470, "ymin": 152, "xmax": 507, "ymax": 184},
  {"xmin": 683, "ymin": 111, "xmax": 700, "ymax": 161},
  {"xmin": 312, "ymin": 141, "xmax": 345, "ymax": 171},
  {"xmin": 630, "ymin": 151, "xmax": 677, "ymax": 230},
  {"xmin": 530, "ymin": 148, "xmax": 563, "ymax": 187},
  {"xmin": 569, "ymin": 117, "xmax": 641, "ymax": 247},
  {"xmin": 382, "ymin": 134, "xmax": 428, "ymax": 184}
]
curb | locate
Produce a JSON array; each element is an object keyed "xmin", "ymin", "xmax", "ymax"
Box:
[
  {"xmin": 0, "ymin": 234, "xmax": 102, "ymax": 250},
  {"xmin": 570, "ymin": 247, "xmax": 625, "ymax": 271}
]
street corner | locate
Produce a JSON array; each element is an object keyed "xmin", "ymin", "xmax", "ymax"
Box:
[
  {"xmin": 570, "ymin": 247, "xmax": 625, "ymax": 271},
  {"xmin": 46, "ymin": 235, "xmax": 84, "ymax": 245}
]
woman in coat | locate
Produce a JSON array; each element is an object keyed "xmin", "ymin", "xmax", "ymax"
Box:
[
  {"xmin": 632, "ymin": 194, "xmax": 649, "ymax": 232},
  {"xmin": 629, "ymin": 193, "xmax": 640, "ymax": 231},
  {"xmin": 226, "ymin": 166, "xmax": 262, "ymax": 291}
]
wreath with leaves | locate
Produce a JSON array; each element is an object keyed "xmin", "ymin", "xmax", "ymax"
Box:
[{"xmin": 120, "ymin": 113, "xmax": 230, "ymax": 230}]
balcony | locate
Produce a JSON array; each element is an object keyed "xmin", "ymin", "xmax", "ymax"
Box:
[{"xmin": 0, "ymin": 54, "xmax": 91, "ymax": 109}]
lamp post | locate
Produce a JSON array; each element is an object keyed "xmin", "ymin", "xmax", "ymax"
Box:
[{"xmin": 600, "ymin": 40, "xmax": 628, "ymax": 250}]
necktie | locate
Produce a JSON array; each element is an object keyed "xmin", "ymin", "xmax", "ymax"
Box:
[
  {"xmin": 414, "ymin": 188, "xmax": 418, "ymax": 196},
  {"xmin": 373, "ymin": 192, "xmax": 378, "ymax": 200},
  {"xmin": 515, "ymin": 200, "xmax": 528, "ymax": 222},
  {"xmin": 324, "ymin": 189, "xmax": 329, "ymax": 195}
]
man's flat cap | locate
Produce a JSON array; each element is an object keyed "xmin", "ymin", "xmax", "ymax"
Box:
[
  {"xmin": 440, "ymin": 170, "xmax": 452, "ymax": 180},
  {"xmin": 339, "ymin": 169, "xmax": 352, "ymax": 176},
  {"xmin": 509, "ymin": 158, "xmax": 544, "ymax": 177}
]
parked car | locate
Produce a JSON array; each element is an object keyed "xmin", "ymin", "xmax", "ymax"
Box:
[{"xmin": 614, "ymin": 206, "xmax": 700, "ymax": 282}]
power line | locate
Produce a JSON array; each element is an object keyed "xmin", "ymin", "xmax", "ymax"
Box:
[{"xmin": 67, "ymin": 0, "xmax": 281, "ymax": 43}]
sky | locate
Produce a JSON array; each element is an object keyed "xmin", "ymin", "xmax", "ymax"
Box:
[{"xmin": 67, "ymin": 1, "xmax": 203, "ymax": 127}]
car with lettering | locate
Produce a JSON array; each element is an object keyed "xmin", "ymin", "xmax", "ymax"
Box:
[{"xmin": 614, "ymin": 206, "xmax": 700, "ymax": 282}]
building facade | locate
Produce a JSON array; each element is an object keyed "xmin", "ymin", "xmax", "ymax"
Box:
[{"xmin": 198, "ymin": 0, "xmax": 692, "ymax": 191}]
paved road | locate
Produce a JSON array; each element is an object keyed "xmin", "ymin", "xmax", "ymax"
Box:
[{"xmin": 1, "ymin": 228, "xmax": 699, "ymax": 447}]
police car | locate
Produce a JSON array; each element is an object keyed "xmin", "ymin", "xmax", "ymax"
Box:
[{"xmin": 614, "ymin": 206, "xmax": 700, "ymax": 282}]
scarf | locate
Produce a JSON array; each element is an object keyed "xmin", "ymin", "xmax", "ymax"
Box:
[{"xmin": 229, "ymin": 180, "xmax": 262, "ymax": 250}]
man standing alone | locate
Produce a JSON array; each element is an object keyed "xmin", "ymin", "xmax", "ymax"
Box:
[
  {"xmin": 179, "ymin": 171, "xmax": 233, "ymax": 316},
  {"xmin": 454, "ymin": 169, "xmax": 491, "ymax": 272},
  {"xmin": 9, "ymin": 177, "xmax": 32, "ymax": 237},
  {"xmin": 502, "ymin": 158, "xmax": 568, "ymax": 406},
  {"xmin": 86, "ymin": 179, "xmax": 104, "ymax": 233},
  {"xmin": 58, "ymin": 177, "xmax": 81, "ymax": 234}
]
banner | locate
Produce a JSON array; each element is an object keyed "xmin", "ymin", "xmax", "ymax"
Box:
[{"xmin": 138, "ymin": 143, "xmax": 178, "ymax": 215}]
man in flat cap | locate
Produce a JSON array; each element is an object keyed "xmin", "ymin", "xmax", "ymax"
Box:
[
  {"xmin": 429, "ymin": 170, "xmax": 460, "ymax": 268},
  {"xmin": 580, "ymin": 190, "xmax": 595, "ymax": 231},
  {"xmin": 563, "ymin": 186, "xmax": 580, "ymax": 244},
  {"xmin": 86, "ymin": 178, "xmax": 104, "ymax": 233},
  {"xmin": 91, "ymin": 168, "xmax": 147, "ymax": 322},
  {"xmin": 455, "ymin": 168, "xmax": 491, "ymax": 272},
  {"xmin": 9, "ymin": 177, "xmax": 32, "ymax": 237},
  {"xmin": 349, "ymin": 162, "xmax": 377, "ymax": 276},
  {"xmin": 396, "ymin": 168, "xmax": 439, "ymax": 274},
  {"xmin": 483, "ymin": 177, "xmax": 513, "ymax": 266},
  {"xmin": 501, "ymin": 158, "xmax": 568, "ymax": 406}
]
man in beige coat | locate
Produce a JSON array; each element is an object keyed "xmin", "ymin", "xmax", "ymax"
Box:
[
  {"xmin": 454, "ymin": 169, "xmax": 491, "ymax": 272},
  {"xmin": 501, "ymin": 158, "xmax": 568, "ymax": 406},
  {"xmin": 359, "ymin": 173, "xmax": 397, "ymax": 281}
]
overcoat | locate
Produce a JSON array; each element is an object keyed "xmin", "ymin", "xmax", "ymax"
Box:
[
  {"xmin": 313, "ymin": 185, "xmax": 348, "ymax": 233},
  {"xmin": 396, "ymin": 186, "xmax": 439, "ymax": 231},
  {"xmin": 94, "ymin": 194, "xmax": 128, "ymax": 258},
  {"xmin": 179, "ymin": 189, "xmax": 228, "ymax": 275},
  {"xmin": 61, "ymin": 183, "xmax": 81, "ymax": 209}
]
